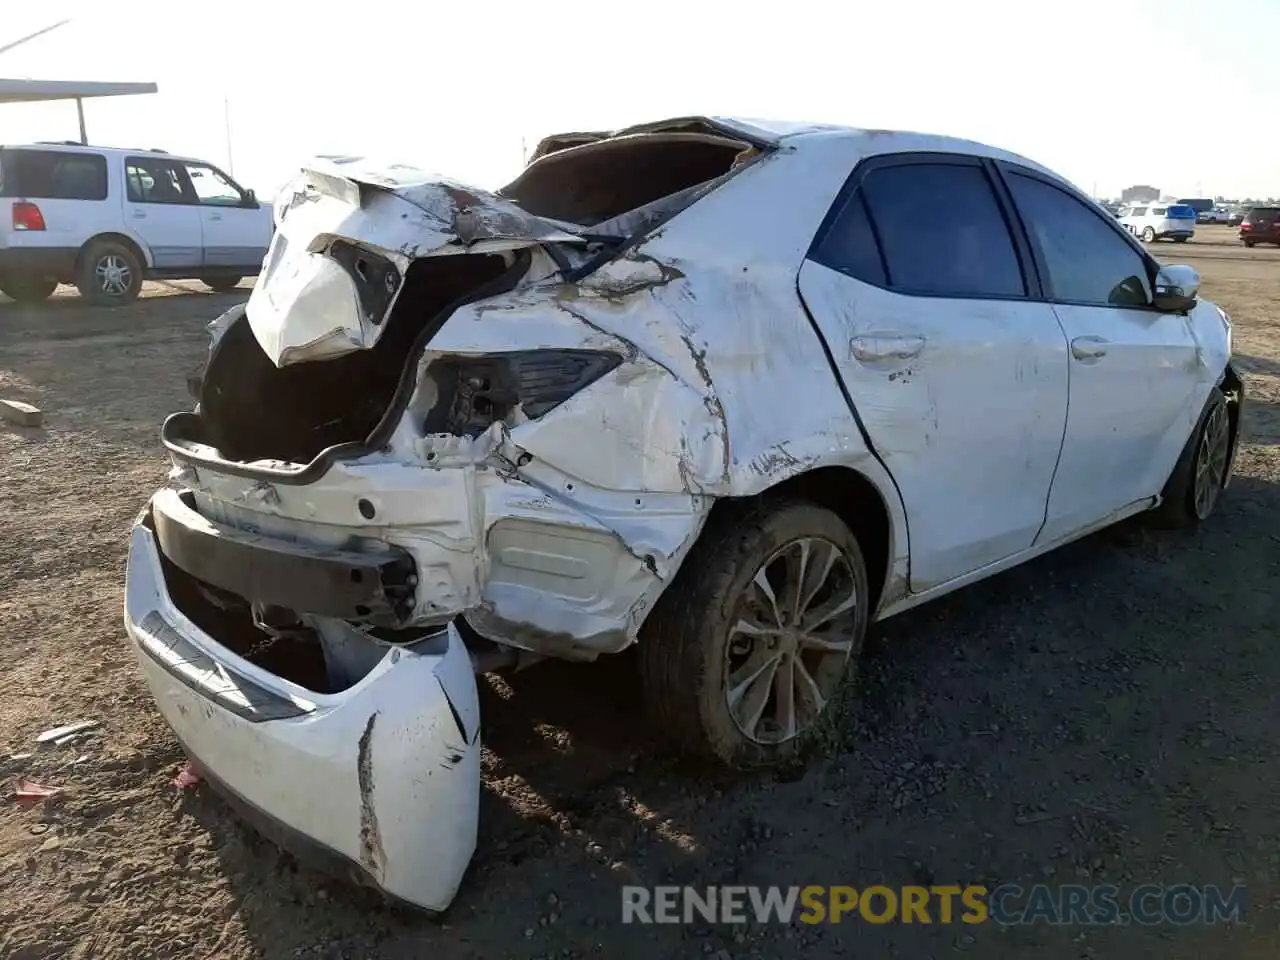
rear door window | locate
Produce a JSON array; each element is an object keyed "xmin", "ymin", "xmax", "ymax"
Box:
[
  {"xmin": 0, "ymin": 149, "xmax": 108, "ymax": 200},
  {"xmin": 856, "ymin": 161, "xmax": 1026, "ymax": 298},
  {"xmin": 1130, "ymin": 206, "xmax": 1148, "ymax": 217},
  {"xmin": 125, "ymin": 157, "xmax": 191, "ymax": 204}
]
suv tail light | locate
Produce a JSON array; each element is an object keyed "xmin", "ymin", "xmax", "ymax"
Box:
[
  {"xmin": 11, "ymin": 201, "xmax": 46, "ymax": 231},
  {"xmin": 1241, "ymin": 222, "xmax": 1252, "ymax": 231}
]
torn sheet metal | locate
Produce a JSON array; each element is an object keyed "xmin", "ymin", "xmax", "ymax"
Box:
[{"xmin": 247, "ymin": 163, "xmax": 589, "ymax": 368}]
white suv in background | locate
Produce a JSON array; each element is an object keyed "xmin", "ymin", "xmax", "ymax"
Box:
[
  {"xmin": 1118, "ymin": 202, "xmax": 1197, "ymax": 243},
  {"xmin": 0, "ymin": 143, "xmax": 273, "ymax": 305}
]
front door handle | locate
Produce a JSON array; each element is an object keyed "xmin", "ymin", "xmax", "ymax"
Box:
[
  {"xmin": 851, "ymin": 334, "xmax": 927, "ymax": 363},
  {"xmin": 208, "ymin": 213, "xmax": 223, "ymax": 221},
  {"xmin": 132, "ymin": 210, "xmax": 147, "ymax": 219},
  {"xmin": 1070, "ymin": 335, "xmax": 1110, "ymax": 361}
]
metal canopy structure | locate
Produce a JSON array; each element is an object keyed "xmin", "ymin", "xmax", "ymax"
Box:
[{"xmin": 0, "ymin": 78, "xmax": 158, "ymax": 143}]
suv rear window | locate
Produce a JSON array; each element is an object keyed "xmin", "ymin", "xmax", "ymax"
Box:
[
  {"xmin": 1247, "ymin": 207, "xmax": 1280, "ymax": 220},
  {"xmin": 0, "ymin": 149, "xmax": 108, "ymax": 201},
  {"xmin": 1166, "ymin": 205, "xmax": 1196, "ymax": 219}
]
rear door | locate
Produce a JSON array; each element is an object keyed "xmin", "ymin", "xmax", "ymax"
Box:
[
  {"xmin": 177, "ymin": 160, "xmax": 271, "ymax": 271},
  {"xmin": 998, "ymin": 165, "xmax": 1204, "ymax": 542},
  {"xmin": 123, "ymin": 155, "xmax": 203, "ymax": 269},
  {"xmin": 797, "ymin": 153, "xmax": 1070, "ymax": 589}
]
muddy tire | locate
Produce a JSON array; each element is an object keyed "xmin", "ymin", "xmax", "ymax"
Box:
[
  {"xmin": 0, "ymin": 277, "xmax": 57, "ymax": 303},
  {"xmin": 638, "ymin": 501, "xmax": 869, "ymax": 769},
  {"xmin": 201, "ymin": 276, "xmax": 242, "ymax": 293},
  {"xmin": 1145, "ymin": 388, "xmax": 1233, "ymax": 529},
  {"xmin": 77, "ymin": 239, "xmax": 143, "ymax": 306}
]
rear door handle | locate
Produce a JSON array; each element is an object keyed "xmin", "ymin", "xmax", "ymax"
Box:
[
  {"xmin": 851, "ymin": 334, "xmax": 926, "ymax": 363},
  {"xmin": 132, "ymin": 210, "xmax": 147, "ymax": 219},
  {"xmin": 208, "ymin": 213, "xmax": 223, "ymax": 221},
  {"xmin": 1070, "ymin": 335, "xmax": 1110, "ymax": 361}
]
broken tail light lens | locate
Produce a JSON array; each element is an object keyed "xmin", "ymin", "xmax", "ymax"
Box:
[{"xmin": 423, "ymin": 350, "xmax": 623, "ymax": 437}]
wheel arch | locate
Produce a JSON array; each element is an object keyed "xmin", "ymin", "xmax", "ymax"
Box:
[
  {"xmin": 76, "ymin": 231, "xmax": 153, "ymax": 273},
  {"xmin": 703, "ymin": 463, "xmax": 907, "ymax": 618}
]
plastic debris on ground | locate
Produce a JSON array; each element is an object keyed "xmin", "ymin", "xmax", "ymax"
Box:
[
  {"xmin": 12, "ymin": 778, "xmax": 61, "ymax": 803},
  {"xmin": 173, "ymin": 760, "xmax": 202, "ymax": 789},
  {"xmin": 35, "ymin": 720, "xmax": 100, "ymax": 745}
]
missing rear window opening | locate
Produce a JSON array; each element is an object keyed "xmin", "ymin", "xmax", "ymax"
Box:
[{"xmin": 501, "ymin": 132, "xmax": 753, "ymax": 226}]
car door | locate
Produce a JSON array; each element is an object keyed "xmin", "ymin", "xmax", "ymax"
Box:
[
  {"xmin": 997, "ymin": 165, "xmax": 1204, "ymax": 544},
  {"xmin": 797, "ymin": 154, "xmax": 1070, "ymax": 589},
  {"xmin": 123, "ymin": 156, "xmax": 203, "ymax": 269},
  {"xmin": 179, "ymin": 160, "xmax": 270, "ymax": 271}
]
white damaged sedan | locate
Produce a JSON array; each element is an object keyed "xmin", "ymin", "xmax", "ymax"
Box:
[{"xmin": 124, "ymin": 117, "xmax": 1243, "ymax": 911}]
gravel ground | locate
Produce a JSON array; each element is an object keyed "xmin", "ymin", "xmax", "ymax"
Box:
[{"xmin": 1, "ymin": 230, "xmax": 1278, "ymax": 959}]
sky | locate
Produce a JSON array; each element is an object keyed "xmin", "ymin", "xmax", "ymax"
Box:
[{"xmin": 0, "ymin": 0, "xmax": 1276, "ymax": 201}]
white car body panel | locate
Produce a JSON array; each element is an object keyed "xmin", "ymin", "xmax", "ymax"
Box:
[
  {"xmin": 125, "ymin": 117, "xmax": 1237, "ymax": 914},
  {"xmin": 124, "ymin": 521, "xmax": 480, "ymax": 911},
  {"xmin": 1119, "ymin": 205, "xmax": 1195, "ymax": 240},
  {"xmin": 798, "ymin": 260, "xmax": 1070, "ymax": 588},
  {"xmin": 1037, "ymin": 298, "xmax": 1226, "ymax": 544}
]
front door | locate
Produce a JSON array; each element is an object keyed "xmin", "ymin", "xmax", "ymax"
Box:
[
  {"xmin": 998, "ymin": 166, "xmax": 1208, "ymax": 544},
  {"xmin": 798, "ymin": 154, "xmax": 1070, "ymax": 589},
  {"xmin": 179, "ymin": 160, "xmax": 271, "ymax": 270},
  {"xmin": 123, "ymin": 156, "xmax": 202, "ymax": 270}
]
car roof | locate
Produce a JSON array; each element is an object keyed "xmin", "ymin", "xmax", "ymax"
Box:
[{"xmin": 0, "ymin": 142, "xmax": 206, "ymax": 165}]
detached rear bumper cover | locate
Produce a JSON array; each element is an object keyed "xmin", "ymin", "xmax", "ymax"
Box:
[{"xmin": 124, "ymin": 507, "xmax": 481, "ymax": 912}]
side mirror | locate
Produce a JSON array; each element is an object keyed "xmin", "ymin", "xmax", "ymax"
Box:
[
  {"xmin": 1152, "ymin": 264, "xmax": 1200, "ymax": 312},
  {"xmin": 244, "ymin": 188, "xmax": 257, "ymax": 207}
]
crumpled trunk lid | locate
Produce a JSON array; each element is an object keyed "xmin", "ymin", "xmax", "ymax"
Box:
[{"xmin": 247, "ymin": 161, "xmax": 587, "ymax": 367}]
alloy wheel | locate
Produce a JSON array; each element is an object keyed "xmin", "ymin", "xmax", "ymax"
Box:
[
  {"xmin": 723, "ymin": 537, "xmax": 859, "ymax": 745},
  {"xmin": 96, "ymin": 254, "xmax": 133, "ymax": 298},
  {"xmin": 1193, "ymin": 402, "xmax": 1230, "ymax": 519}
]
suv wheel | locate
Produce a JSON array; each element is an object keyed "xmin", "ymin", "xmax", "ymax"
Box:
[
  {"xmin": 1141, "ymin": 227, "xmax": 1156, "ymax": 242},
  {"xmin": 1243, "ymin": 239, "xmax": 1256, "ymax": 248},
  {"xmin": 638, "ymin": 501, "xmax": 869, "ymax": 769},
  {"xmin": 0, "ymin": 277, "xmax": 57, "ymax": 303},
  {"xmin": 77, "ymin": 239, "xmax": 143, "ymax": 306}
]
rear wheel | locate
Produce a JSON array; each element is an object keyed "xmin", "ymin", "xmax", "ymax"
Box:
[
  {"xmin": 1173, "ymin": 236, "xmax": 1188, "ymax": 242},
  {"xmin": 1146, "ymin": 388, "xmax": 1233, "ymax": 529},
  {"xmin": 638, "ymin": 501, "xmax": 869, "ymax": 769},
  {"xmin": 200, "ymin": 276, "xmax": 243, "ymax": 293},
  {"xmin": 1142, "ymin": 227, "xmax": 1156, "ymax": 242},
  {"xmin": 0, "ymin": 277, "xmax": 57, "ymax": 303},
  {"xmin": 77, "ymin": 239, "xmax": 143, "ymax": 305},
  {"xmin": 1243, "ymin": 239, "xmax": 1256, "ymax": 248}
]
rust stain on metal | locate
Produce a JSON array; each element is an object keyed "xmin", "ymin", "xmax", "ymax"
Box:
[{"xmin": 356, "ymin": 712, "xmax": 386, "ymax": 877}]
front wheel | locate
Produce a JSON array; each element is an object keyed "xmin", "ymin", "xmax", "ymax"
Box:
[
  {"xmin": 0, "ymin": 277, "xmax": 57, "ymax": 303},
  {"xmin": 76, "ymin": 240, "xmax": 143, "ymax": 305},
  {"xmin": 638, "ymin": 501, "xmax": 869, "ymax": 769},
  {"xmin": 1142, "ymin": 227, "xmax": 1157, "ymax": 242},
  {"xmin": 1146, "ymin": 389, "xmax": 1234, "ymax": 529},
  {"xmin": 200, "ymin": 276, "xmax": 243, "ymax": 293}
]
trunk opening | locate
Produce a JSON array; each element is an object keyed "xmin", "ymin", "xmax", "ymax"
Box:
[{"xmin": 197, "ymin": 252, "xmax": 514, "ymax": 465}]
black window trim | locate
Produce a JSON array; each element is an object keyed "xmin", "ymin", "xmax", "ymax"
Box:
[
  {"xmin": 806, "ymin": 151, "xmax": 1044, "ymax": 302},
  {"xmin": 991, "ymin": 160, "xmax": 1164, "ymax": 313}
]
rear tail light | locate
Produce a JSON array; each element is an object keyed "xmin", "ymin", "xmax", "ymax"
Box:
[
  {"xmin": 11, "ymin": 201, "xmax": 45, "ymax": 231},
  {"xmin": 1241, "ymin": 222, "xmax": 1252, "ymax": 231},
  {"xmin": 423, "ymin": 350, "xmax": 623, "ymax": 437}
]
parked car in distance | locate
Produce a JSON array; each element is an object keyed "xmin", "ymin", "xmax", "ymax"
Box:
[
  {"xmin": 1176, "ymin": 197, "xmax": 1215, "ymax": 223},
  {"xmin": 1239, "ymin": 206, "xmax": 1280, "ymax": 247},
  {"xmin": 1207, "ymin": 205, "xmax": 1232, "ymax": 224},
  {"xmin": 1120, "ymin": 203, "xmax": 1197, "ymax": 242},
  {"xmin": 1227, "ymin": 207, "xmax": 1247, "ymax": 227},
  {"xmin": 0, "ymin": 143, "xmax": 272, "ymax": 305},
  {"xmin": 123, "ymin": 118, "xmax": 1244, "ymax": 913}
]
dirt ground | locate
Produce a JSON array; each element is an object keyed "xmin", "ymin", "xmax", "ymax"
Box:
[{"xmin": 0, "ymin": 227, "xmax": 1277, "ymax": 959}]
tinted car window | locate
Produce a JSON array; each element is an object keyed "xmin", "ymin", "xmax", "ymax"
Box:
[
  {"xmin": 0, "ymin": 149, "xmax": 108, "ymax": 200},
  {"xmin": 1129, "ymin": 206, "xmax": 1147, "ymax": 216},
  {"xmin": 1151, "ymin": 206, "xmax": 1167, "ymax": 216},
  {"xmin": 1247, "ymin": 207, "xmax": 1280, "ymax": 222},
  {"xmin": 811, "ymin": 191, "xmax": 887, "ymax": 286},
  {"xmin": 856, "ymin": 162, "xmax": 1025, "ymax": 298},
  {"xmin": 1006, "ymin": 172, "xmax": 1151, "ymax": 307}
]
